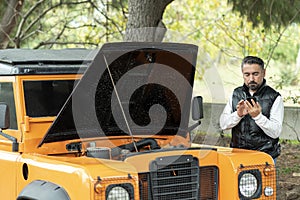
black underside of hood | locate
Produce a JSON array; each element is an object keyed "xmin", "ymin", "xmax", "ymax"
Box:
[{"xmin": 39, "ymin": 42, "xmax": 198, "ymax": 146}]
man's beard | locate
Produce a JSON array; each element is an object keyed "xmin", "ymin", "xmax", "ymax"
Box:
[{"xmin": 248, "ymin": 82, "xmax": 260, "ymax": 90}]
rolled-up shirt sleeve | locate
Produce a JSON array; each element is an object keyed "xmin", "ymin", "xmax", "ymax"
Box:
[{"xmin": 253, "ymin": 95, "xmax": 284, "ymax": 139}]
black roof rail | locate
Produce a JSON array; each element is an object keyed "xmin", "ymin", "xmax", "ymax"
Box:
[{"xmin": 0, "ymin": 49, "xmax": 98, "ymax": 75}]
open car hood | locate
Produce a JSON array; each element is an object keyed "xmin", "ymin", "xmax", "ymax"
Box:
[{"xmin": 39, "ymin": 42, "xmax": 198, "ymax": 146}]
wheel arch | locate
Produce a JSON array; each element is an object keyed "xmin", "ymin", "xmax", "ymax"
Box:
[{"xmin": 17, "ymin": 180, "xmax": 70, "ymax": 200}]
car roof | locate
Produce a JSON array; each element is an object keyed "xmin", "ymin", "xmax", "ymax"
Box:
[{"xmin": 0, "ymin": 48, "xmax": 98, "ymax": 75}]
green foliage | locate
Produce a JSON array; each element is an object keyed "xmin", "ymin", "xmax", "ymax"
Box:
[
  {"xmin": 283, "ymin": 95, "xmax": 300, "ymax": 105},
  {"xmin": 270, "ymin": 62, "xmax": 299, "ymax": 90},
  {"xmin": 164, "ymin": 0, "xmax": 300, "ymax": 74},
  {"xmin": 0, "ymin": 0, "xmax": 6, "ymax": 14},
  {"xmin": 163, "ymin": 0, "xmax": 300, "ymax": 105},
  {"xmin": 228, "ymin": 0, "xmax": 300, "ymax": 29},
  {"xmin": 2, "ymin": 0, "xmax": 300, "ymax": 105},
  {"xmin": 5, "ymin": 0, "xmax": 127, "ymax": 49}
]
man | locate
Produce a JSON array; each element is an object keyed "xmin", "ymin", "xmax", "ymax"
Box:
[{"xmin": 219, "ymin": 56, "xmax": 284, "ymax": 161}]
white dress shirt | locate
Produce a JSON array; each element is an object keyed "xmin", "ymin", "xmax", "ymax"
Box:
[{"xmin": 219, "ymin": 95, "xmax": 284, "ymax": 139}]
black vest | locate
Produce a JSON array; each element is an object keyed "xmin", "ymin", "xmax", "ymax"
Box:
[{"xmin": 231, "ymin": 79, "xmax": 281, "ymax": 158}]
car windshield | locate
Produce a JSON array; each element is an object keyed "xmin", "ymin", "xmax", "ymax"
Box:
[{"xmin": 23, "ymin": 80, "xmax": 76, "ymax": 117}]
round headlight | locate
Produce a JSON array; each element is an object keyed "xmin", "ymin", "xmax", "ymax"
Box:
[
  {"xmin": 239, "ymin": 173, "xmax": 258, "ymax": 198},
  {"xmin": 264, "ymin": 186, "xmax": 274, "ymax": 197},
  {"xmin": 107, "ymin": 186, "xmax": 130, "ymax": 200}
]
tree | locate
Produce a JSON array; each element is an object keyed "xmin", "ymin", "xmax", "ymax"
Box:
[
  {"xmin": 0, "ymin": 0, "xmax": 127, "ymax": 49},
  {"xmin": 1, "ymin": 0, "xmax": 300, "ymax": 50},
  {"xmin": 227, "ymin": 0, "xmax": 300, "ymax": 71},
  {"xmin": 0, "ymin": 0, "xmax": 174, "ymax": 49},
  {"xmin": 228, "ymin": 0, "xmax": 300, "ymax": 29},
  {"xmin": 124, "ymin": 0, "xmax": 173, "ymax": 42},
  {"xmin": 0, "ymin": 0, "xmax": 24, "ymax": 49}
]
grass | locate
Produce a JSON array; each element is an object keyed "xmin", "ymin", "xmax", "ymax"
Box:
[
  {"xmin": 192, "ymin": 132, "xmax": 300, "ymax": 148},
  {"xmin": 280, "ymin": 139, "xmax": 300, "ymax": 145},
  {"xmin": 278, "ymin": 166, "xmax": 300, "ymax": 175}
]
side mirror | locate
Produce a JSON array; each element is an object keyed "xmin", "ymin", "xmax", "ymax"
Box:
[
  {"xmin": 192, "ymin": 96, "xmax": 203, "ymax": 120},
  {"xmin": 0, "ymin": 103, "xmax": 18, "ymax": 151},
  {"xmin": 0, "ymin": 103, "xmax": 10, "ymax": 129}
]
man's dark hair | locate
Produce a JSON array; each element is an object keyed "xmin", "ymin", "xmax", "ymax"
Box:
[{"xmin": 241, "ymin": 56, "xmax": 264, "ymax": 69}]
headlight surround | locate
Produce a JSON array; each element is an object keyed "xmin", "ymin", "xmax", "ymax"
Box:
[
  {"xmin": 238, "ymin": 169, "xmax": 262, "ymax": 199},
  {"xmin": 106, "ymin": 183, "xmax": 134, "ymax": 200}
]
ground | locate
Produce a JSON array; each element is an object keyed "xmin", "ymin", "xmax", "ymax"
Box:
[
  {"xmin": 276, "ymin": 141, "xmax": 300, "ymax": 200},
  {"xmin": 192, "ymin": 134, "xmax": 300, "ymax": 200}
]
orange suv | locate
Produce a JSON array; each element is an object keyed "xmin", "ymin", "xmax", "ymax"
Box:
[{"xmin": 0, "ymin": 43, "xmax": 276, "ymax": 199}]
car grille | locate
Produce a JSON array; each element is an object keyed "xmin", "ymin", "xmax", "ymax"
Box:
[
  {"xmin": 199, "ymin": 166, "xmax": 218, "ymax": 200},
  {"xmin": 139, "ymin": 155, "xmax": 218, "ymax": 200}
]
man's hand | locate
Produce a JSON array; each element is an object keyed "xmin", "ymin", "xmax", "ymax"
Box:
[
  {"xmin": 236, "ymin": 100, "xmax": 248, "ymax": 117},
  {"xmin": 245, "ymin": 99, "xmax": 261, "ymax": 118}
]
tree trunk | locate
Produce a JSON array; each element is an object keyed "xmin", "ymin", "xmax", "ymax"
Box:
[
  {"xmin": 0, "ymin": 0, "xmax": 24, "ymax": 49},
  {"xmin": 124, "ymin": 0, "xmax": 173, "ymax": 42}
]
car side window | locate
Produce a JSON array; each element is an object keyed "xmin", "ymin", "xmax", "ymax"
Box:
[
  {"xmin": 0, "ymin": 82, "xmax": 17, "ymax": 129},
  {"xmin": 23, "ymin": 80, "xmax": 75, "ymax": 117}
]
